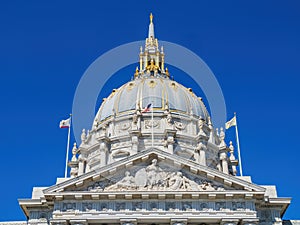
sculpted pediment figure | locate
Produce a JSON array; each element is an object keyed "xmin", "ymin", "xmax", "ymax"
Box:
[
  {"xmin": 44, "ymin": 149, "xmax": 266, "ymax": 195},
  {"xmin": 85, "ymin": 158, "xmax": 226, "ymax": 192}
]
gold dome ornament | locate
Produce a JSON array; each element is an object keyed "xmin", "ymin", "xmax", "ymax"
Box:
[
  {"xmin": 165, "ymin": 67, "xmax": 170, "ymax": 78},
  {"xmin": 146, "ymin": 58, "xmax": 159, "ymax": 72},
  {"xmin": 134, "ymin": 67, "xmax": 139, "ymax": 78}
]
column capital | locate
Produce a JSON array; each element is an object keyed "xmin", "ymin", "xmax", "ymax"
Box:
[
  {"xmin": 221, "ymin": 219, "xmax": 239, "ymax": 225},
  {"xmin": 69, "ymin": 220, "xmax": 87, "ymax": 225},
  {"xmin": 120, "ymin": 219, "xmax": 137, "ymax": 225},
  {"xmin": 50, "ymin": 220, "xmax": 67, "ymax": 225},
  {"xmin": 241, "ymin": 218, "xmax": 259, "ymax": 225},
  {"xmin": 170, "ymin": 218, "xmax": 188, "ymax": 225}
]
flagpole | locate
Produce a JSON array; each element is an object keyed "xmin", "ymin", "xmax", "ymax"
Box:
[
  {"xmin": 234, "ymin": 112, "xmax": 243, "ymax": 176},
  {"xmin": 151, "ymin": 102, "xmax": 154, "ymax": 148},
  {"xmin": 64, "ymin": 115, "xmax": 71, "ymax": 178}
]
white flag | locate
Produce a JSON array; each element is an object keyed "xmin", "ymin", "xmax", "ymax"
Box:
[
  {"xmin": 225, "ymin": 116, "xmax": 236, "ymax": 129},
  {"xmin": 59, "ymin": 118, "xmax": 71, "ymax": 128}
]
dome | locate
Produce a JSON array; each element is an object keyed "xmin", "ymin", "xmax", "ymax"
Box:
[
  {"xmin": 95, "ymin": 75, "xmax": 210, "ymax": 123},
  {"xmin": 79, "ymin": 14, "xmax": 223, "ymax": 175}
]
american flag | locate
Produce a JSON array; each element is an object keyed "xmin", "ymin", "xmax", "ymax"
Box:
[{"xmin": 142, "ymin": 103, "xmax": 152, "ymax": 113}]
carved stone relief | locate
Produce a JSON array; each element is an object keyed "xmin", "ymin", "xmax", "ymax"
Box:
[
  {"xmin": 259, "ymin": 209, "xmax": 273, "ymax": 222},
  {"xmin": 174, "ymin": 121, "xmax": 186, "ymax": 131},
  {"xmin": 29, "ymin": 211, "xmax": 51, "ymax": 221},
  {"xmin": 53, "ymin": 201, "xmax": 253, "ymax": 214},
  {"xmin": 232, "ymin": 201, "xmax": 246, "ymax": 211},
  {"xmin": 133, "ymin": 202, "xmax": 143, "ymax": 211},
  {"xmin": 182, "ymin": 202, "xmax": 192, "ymax": 211},
  {"xmin": 166, "ymin": 202, "xmax": 176, "ymax": 211},
  {"xmin": 62, "ymin": 203, "xmax": 76, "ymax": 212},
  {"xmin": 149, "ymin": 202, "xmax": 158, "ymax": 211},
  {"xmin": 85, "ymin": 159, "xmax": 226, "ymax": 192},
  {"xmin": 200, "ymin": 202, "xmax": 209, "ymax": 211},
  {"xmin": 116, "ymin": 202, "xmax": 126, "ymax": 211},
  {"xmin": 145, "ymin": 120, "xmax": 160, "ymax": 129},
  {"xmin": 100, "ymin": 203, "xmax": 108, "ymax": 211},
  {"xmin": 119, "ymin": 122, "xmax": 131, "ymax": 131},
  {"xmin": 215, "ymin": 202, "xmax": 226, "ymax": 211},
  {"xmin": 82, "ymin": 203, "xmax": 93, "ymax": 212}
]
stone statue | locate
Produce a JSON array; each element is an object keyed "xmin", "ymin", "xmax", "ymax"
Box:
[
  {"xmin": 117, "ymin": 171, "xmax": 135, "ymax": 188},
  {"xmin": 216, "ymin": 128, "xmax": 219, "ymax": 136},
  {"xmin": 145, "ymin": 159, "xmax": 163, "ymax": 188},
  {"xmin": 166, "ymin": 111, "xmax": 173, "ymax": 129},
  {"xmin": 132, "ymin": 111, "xmax": 138, "ymax": 124},
  {"xmin": 229, "ymin": 141, "xmax": 235, "ymax": 160},
  {"xmin": 167, "ymin": 113, "xmax": 172, "ymax": 124},
  {"xmin": 197, "ymin": 117, "xmax": 206, "ymax": 135},
  {"xmin": 81, "ymin": 129, "xmax": 86, "ymax": 143},
  {"xmin": 132, "ymin": 107, "xmax": 141, "ymax": 130},
  {"xmin": 168, "ymin": 172, "xmax": 191, "ymax": 190},
  {"xmin": 219, "ymin": 127, "xmax": 226, "ymax": 147},
  {"xmin": 106, "ymin": 171, "xmax": 136, "ymax": 191},
  {"xmin": 71, "ymin": 143, "xmax": 77, "ymax": 162},
  {"xmin": 199, "ymin": 180, "xmax": 216, "ymax": 191},
  {"xmin": 164, "ymin": 101, "xmax": 169, "ymax": 114}
]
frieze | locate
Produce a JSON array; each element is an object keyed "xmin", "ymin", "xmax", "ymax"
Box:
[
  {"xmin": 216, "ymin": 202, "xmax": 226, "ymax": 211},
  {"xmin": 53, "ymin": 201, "xmax": 254, "ymax": 214},
  {"xmin": 29, "ymin": 211, "xmax": 51, "ymax": 221},
  {"xmin": 232, "ymin": 201, "xmax": 246, "ymax": 211},
  {"xmin": 259, "ymin": 209, "xmax": 273, "ymax": 222},
  {"xmin": 62, "ymin": 203, "xmax": 76, "ymax": 212},
  {"xmin": 82, "ymin": 203, "xmax": 93, "ymax": 212}
]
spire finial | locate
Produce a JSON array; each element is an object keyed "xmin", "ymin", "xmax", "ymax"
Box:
[
  {"xmin": 150, "ymin": 13, "xmax": 153, "ymax": 23},
  {"xmin": 148, "ymin": 13, "xmax": 155, "ymax": 38}
]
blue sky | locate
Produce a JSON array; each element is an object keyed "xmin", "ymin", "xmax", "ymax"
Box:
[{"xmin": 0, "ymin": 0, "xmax": 299, "ymax": 220}]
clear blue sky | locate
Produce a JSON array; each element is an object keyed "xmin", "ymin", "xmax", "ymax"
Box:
[{"xmin": 0, "ymin": 0, "xmax": 299, "ymax": 220}]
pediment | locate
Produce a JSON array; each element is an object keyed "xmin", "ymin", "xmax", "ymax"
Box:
[{"xmin": 44, "ymin": 148, "xmax": 265, "ymax": 197}]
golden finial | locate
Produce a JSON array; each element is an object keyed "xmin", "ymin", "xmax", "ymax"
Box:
[
  {"xmin": 165, "ymin": 67, "xmax": 170, "ymax": 77},
  {"xmin": 134, "ymin": 66, "xmax": 139, "ymax": 78},
  {"xmin": 150, "ymin": 13, "xmax": 153, "ymax": 23}
]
